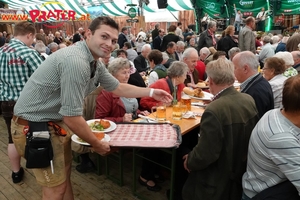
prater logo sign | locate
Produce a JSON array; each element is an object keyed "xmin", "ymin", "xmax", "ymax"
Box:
[{"xmin": 29, "ymin": 2, "xmax": 90, "ymax": 28}]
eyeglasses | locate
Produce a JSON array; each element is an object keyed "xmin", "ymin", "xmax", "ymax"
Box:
[{"xmin": 262, "ymin": 67, "xmax": 270, "ymax": 71}]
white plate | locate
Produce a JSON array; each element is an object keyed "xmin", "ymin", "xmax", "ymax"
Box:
[
  {"xmin": 86, "ymin": 119, "xmax": 117, "ymax": 133},
  {"xmin": 188, "ymin": 91, "xmax": 214, "ymax": 101},
  {"xmin": 195, "ymin": 85, "xmax": 209, "ymax": 89},
  {"xmin": 71, "ymin": 134, "xmax": 111, "ymax": 146}
]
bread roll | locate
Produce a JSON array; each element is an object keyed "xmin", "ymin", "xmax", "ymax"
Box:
[
  {"xmin": 194, "ymin": 88, "xmax": 204, "ymax": 98},
  {"xmin": 196, "ymin": 82, "xmax": 206, "ymax": 87},
  {"xmin": 183, "ymin": 87, "xmax": 194, "ymax": 96}
]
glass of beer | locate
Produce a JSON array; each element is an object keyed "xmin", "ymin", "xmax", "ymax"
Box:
[
  {"xmin": 151, "ymin": 102, "xmax": 166, "ymax": 121},
  {"xmin": 172, "ymin": 103, "xmax": 183, "ymax": 120},
  {"xmin": 181, "ymin": 93, "xmax": 192, "ymax": 111}
]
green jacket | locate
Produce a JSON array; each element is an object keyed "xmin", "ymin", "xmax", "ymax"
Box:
[{"xmin": 182, "ymin": 87, "xmax": 259, "ymax": 200}]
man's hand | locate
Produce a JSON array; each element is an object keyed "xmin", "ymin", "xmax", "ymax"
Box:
[
  {"xmin": 91, "ymin": 141, "xmax": 110, "ymax": 156},
  {"xmin": 183, "ymin": 154, "xmax": 190, "ymax": 172},
  {"xmin": 152, "ymin": 89, "xmax": 173, "ymax": 104}
]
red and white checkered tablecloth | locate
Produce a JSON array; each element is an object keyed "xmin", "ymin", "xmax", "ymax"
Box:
[{"xmin": 108, "ymin": 123, "xmax": 181, "ymax": 148}]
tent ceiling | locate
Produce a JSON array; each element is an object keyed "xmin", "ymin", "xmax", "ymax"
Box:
[{"xmin": 2, "ymin": 0, "xmax": 194, "ymax": 22}]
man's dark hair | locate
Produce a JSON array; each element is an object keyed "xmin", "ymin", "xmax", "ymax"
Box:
[
  {"xmin": 213, "ymin": 51, "xmax": 227, "ymax": 60},
  {"xmin": 124, "ymin": 42, "xmax": 132, "ymax": 49},
  {"xmin": 117, "ymin": 49, "xmax": 128, "ymax": 57},
  {"xmin": 177, "ymin": 22, "xmax": 182, "ymax": 26},
  {"xmin": 88, "ymin": 16, "xmax": 119, "ymax": 34},
  {"xmin": 167, "ymin": 41, "xmax": 176, "ymax": 49}
]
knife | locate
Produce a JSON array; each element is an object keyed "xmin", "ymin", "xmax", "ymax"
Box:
[{"xmin": 138, "ymin": 114, "xmax": 158, "ymax": 122}]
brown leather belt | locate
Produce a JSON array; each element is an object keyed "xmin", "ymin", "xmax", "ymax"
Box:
[{"xmin": 12, "ymin": 115, "xmax": 29, "ymax": 126}]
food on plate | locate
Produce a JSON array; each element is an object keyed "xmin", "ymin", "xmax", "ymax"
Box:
[
  {"xmin": 100, "ymin": 119, "xmax": 111, "ymax": 129},
  {"xmin": 183, "ymin": 87, "xmax": 204, "ymax": 98},
  {"xmin": 77, "ymin": 132, "xmax": 105, "ymax": 143},
  {"xmin": 89, "ymin": 119, "xmax": 111, "ymax": 131},
  {"xmin": 194, "ymin": 88, "xmax": 204, "ymax": 98},
  {"xmin": 196, "ymin": 82, "xmax": 207, "ymax": 87},
  {"xmin": 183, "ymin": 87, "xmax": 195, "ymax": 96}
]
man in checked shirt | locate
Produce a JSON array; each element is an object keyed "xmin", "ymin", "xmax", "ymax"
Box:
[{"xmin": 0, "ymin": 21, "xmax": 43, "ymax": 183}]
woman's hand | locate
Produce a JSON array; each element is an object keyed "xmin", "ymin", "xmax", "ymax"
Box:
[
  {"xmin": 139, "ymin": 110, "xmax": 150, "ymax": 116},
  {"xmin": 123, "ymin": 113, "xmax": 133, "ymax": 122}
]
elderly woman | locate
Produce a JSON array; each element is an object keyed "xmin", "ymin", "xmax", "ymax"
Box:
[
  {"xmin": 273, "ymin": 51, "xmax": 298, "ymax": 77},
  {"xmin": 217, "ymin": 25, "xmax": 238, "ymax": 58},
  {"xmin": 262, "ymin": 57, "xmax": 287, "ymax": 108},
  {"xmin": 148, "ymin": 49, "xmax": 167, "ymax": 86},
  {"xmin": 95, "ymin": 57, "xmax": 149, "ymax": 122},
  {"xmin": 140, "ymin": 61, "xmax": 189, "ymax": 111}
]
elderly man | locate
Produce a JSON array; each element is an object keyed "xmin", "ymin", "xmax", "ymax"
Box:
[
  {"xmin": 195, "ymin": 47, "xmax": 210, "ymax": 81},
  {"xmin": 291, "ymin": 51, "xmax": 300, "ymax": 73},
  {"xmin": 197, "ymin": 21, "xmax": 217, "ymax": 51},
  {"xmin": 175, "ymin": 41, "xmax": 185, "ymax": 61},
  {"xmin": 133, "ymin": 44, "xmax": 151, "ymax": 73},
  {"xmin": 73, "ymin": 27, "xmax": 84, "ymax": 43},
  {"xmin": 165, "ymin": 41, "xmax": 177, "ymax": 60},
  {"xmin": 242, "ymin": 74, "xmax": 300, "ymax": 200},
  {"xmin": 182, "ymin": 48, "xmax": 199, "ymax": 88},
  {"xmin": 233, "ymin": 51, "xmax": 274, "ymax": 118},
  {"xmin": 238, "ymin": 17, "xmax": 256, "ymax": 54},
  {"xmin": 182, "ymin": 58, "xmax": 259, "ymax": 200},
  {"xmin": 257, "ymin": 35, "xmax": 275, "ymax": 68}
]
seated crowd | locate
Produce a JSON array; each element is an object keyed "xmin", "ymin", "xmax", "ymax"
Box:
[{"xmin": 1, "ymin": 16, "xmax": 300, "ymax": 200}]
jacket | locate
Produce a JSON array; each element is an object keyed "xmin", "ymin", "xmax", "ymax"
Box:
[
  {"xmin": 238, "ymin": 26, "xmax": 256, "ymax": 54},
  {"xmin": 197, "ymin": 30, "xmax": 217, "ymax": 51},
  {"xmin": 134, "ymin": 54, "xmax": 148, "ymax": 72},
  {"xmin": 241, "ymin": 74, "xmax": 274, "ymax": 118},
  {"xmin": 217, "ymin": 35, "xmax": 238, "ymax": 57},
  {"xmin": 182, "ymin": 87, "xmax": 259, "ymax": 200},
  {"xmin": 160, "ymin": 33, "xmax": 180, "ymax": 52},
  {"xmin": 140, "ymin": 78, "xmax": 185, "ymax": 111}
]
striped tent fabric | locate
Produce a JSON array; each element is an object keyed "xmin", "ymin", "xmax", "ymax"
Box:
[{"xmin": 2, "ymin": 0, "xmax": 194, "ymax": 22}]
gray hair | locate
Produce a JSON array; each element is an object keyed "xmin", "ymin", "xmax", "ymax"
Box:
[
  {"xmin": 263, "ymin": 35, "xmax": 271, "ymax": 43},
  {"xmin": 161, "ymin": 52, "xmax": 169, "ymax": 61},
  {"xmin": 200, "ymin": 47, "xmax": 210, "ymax": 55},
  {"xmin": 273, "ymin": 51, "xmax": 294, "ymax": 66},
  {"xmin": 271, "ymin": 35, "xmax": 280, "ymax": 44},
  {"xmin": 228, "ymin": 47, "xmax": 241, "ymax": 59},
  {"xmin": 141, "ymin": 44, "xmax": 151, "ymax": 52},
  {"xmin": 207, "ymin": 21, "xmax": 217, "ymax": 29},
  {"xmin": 107, "ymin": 57, "xmax": 130, "ymax": 76},
  {"xmin": 35, "ymin": 42, "xmax": 46, "ymax": 53},
  {"xmin": 48, "ymin": 42, "xmax": 58, "ymax": 50},
  {"xmin": 167, "ymin": 61, "xmax": 189, "ymax": 78},
  {"xmin": 176, "ymin": 41, "xmax": 185, "ymax": 47},
  {"xmin": 235, "ymin": 51, "xmax": 259, "ymax": 71},
  {"xmin": 206, "ymin": 59, "xmax": 235, "ymax": 85},
  {"xmin": 182, "ymin": 47, "xmax": 198, "ymax": 59}
]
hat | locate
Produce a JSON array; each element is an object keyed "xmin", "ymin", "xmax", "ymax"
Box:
[{"xmin": 273, "ymin": 52, "xmax": 294, "ymax": 66}]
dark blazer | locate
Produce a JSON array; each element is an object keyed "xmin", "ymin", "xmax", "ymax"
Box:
[
  {"xmin": 133, "ymin": 54, "xmax": 148, "ymax": 72},
  {"xmin": 160, "ymin": 33, "xmax": 180, "ymax": 52},
  {"xmin": 152, "ymin": 36, "xmax": 162, "ymax": 51},
  {"xmin": 241, "ymin": 73, "xmax": 274, "ymax": 118},
  {"xmin": 197, "ymin": 30, "xmax": 217, "ymax": 52},
  {"xmin": 151, "ymin": 28, "xmax": 159, "ymax": 41},
  {"xmin": 217, "ymin": 35, "xmax": 238, "ymax": 57},
  {"xmin": 184, "ymin": 70, "xmax": 199, "ymax": 86},
  {"xmin": 183, "ymin": 87, "xmax": 259, "ymax": 200},
  {"xmin": 117, "ymin": 33, "xmax": 127, "ymax": 49}
]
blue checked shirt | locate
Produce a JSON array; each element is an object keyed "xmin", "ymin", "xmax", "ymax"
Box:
[{"xmin": 0, "ymin": 38, "xmax": 43, "ymax": 101}]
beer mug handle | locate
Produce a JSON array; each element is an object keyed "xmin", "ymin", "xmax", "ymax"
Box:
[{"xmin": 151, "ymin": 106, "xmax": 157, "ymax": 118}]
